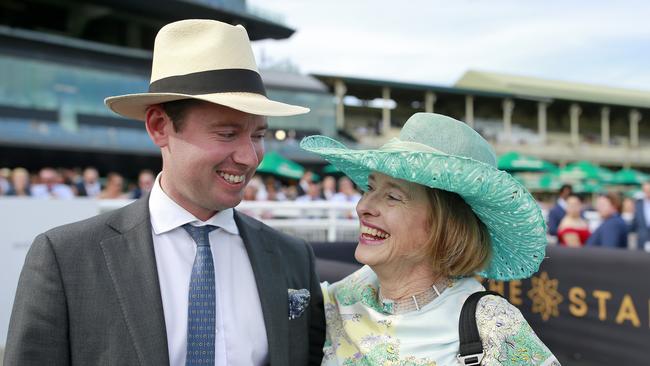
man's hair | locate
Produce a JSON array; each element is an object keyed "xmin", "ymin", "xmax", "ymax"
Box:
[
  {"xmin": 602, "ymin": 192, "xmax": 622, "ymax": 212},
  {"xmin": 161, "ymin": 99, "xmax": 204, "ymax": 132},
  {"xmin": 559, "ymin": 184, "xmax": 572, "ymax": 196},
  {"xmin": 424, "ymin": 188, "xmax": 492, "ymax": 278}
]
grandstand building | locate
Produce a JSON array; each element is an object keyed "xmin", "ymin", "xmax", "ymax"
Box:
[
  {"xmin": 1, "ymin": 0, "xmax": 649, "ymax": 175},
  {"xmin": 0, "ymin": 0, "xmax": 335, "ymax": 176},
  {"xmin": 314, "ymin": 71, "xmax": 650, "ymax": 169}
]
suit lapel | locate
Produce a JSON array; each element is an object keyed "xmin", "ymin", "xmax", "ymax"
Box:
[
  {"xmin": 235, "ymin": 211, "xmax": 289, "ymax": 366},
  {"xmin": 100, "ymin": 196, "xmax": 170, "ymax": 366}
]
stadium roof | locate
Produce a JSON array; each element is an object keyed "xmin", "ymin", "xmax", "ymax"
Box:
[
  {"xmin": 312, "ymin": 74, "xmax": 512, "ymax": 100},
  {"xmin": 0, "ymin": 0, "xmax": 295, "ymax": 43},
  {"xmin": 456, "ymin": 70, "xmax": 650, "ymax": 109},
  {"xmin": 261, "ymin": 70, "xmax": 329, "ymax": 93},
  {"xmin": 84, "ymin": 0, "xmax": 296, "ymax": 41}
]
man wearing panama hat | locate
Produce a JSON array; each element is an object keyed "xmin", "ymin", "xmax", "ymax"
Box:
[{"xmin": 5, "ymin": 19, "xmax": 325, "ymax": 366}]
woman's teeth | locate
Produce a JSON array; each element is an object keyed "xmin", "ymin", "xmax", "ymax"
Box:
[
  {"xmin": 219, "ymin": 172, "xmax": 245, "ymax": 184},
  {"xmin": 360, "ymin": 225, "xmax": 390, "ymax": 239}
]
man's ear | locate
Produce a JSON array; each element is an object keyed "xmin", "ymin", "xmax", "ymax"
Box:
[{"xmin": 145, "ymin": 104, "xmax": 171, "ymax": 147}]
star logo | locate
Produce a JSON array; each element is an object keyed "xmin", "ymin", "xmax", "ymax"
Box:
[{"xmin": 527, "ymin": 271, "xmax": 563, "ymax": 321}]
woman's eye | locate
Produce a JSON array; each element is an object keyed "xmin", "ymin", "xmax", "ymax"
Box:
[{"xmin": 388, "ymin": 194, "xmax": 401, "ymax": 201}]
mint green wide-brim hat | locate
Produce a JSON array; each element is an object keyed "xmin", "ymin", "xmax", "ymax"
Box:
[{"xmin": 300, "ymin": 113, "xmax": 547, "ymax": 281}]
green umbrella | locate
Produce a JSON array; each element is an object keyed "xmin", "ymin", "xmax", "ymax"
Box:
[
  {"xmin": 513, "ymin": 172, "xmax": 562, "ymax": 191},
  {"xmin": 612, "ymin": 168, "xmax": 649, "ymax": 185},
  {"xmin": 256, "ymin": 151, "xmax": 304, "ymax": 180},
  {"xmin": 572, "ymin": 181, "xmax": 604, "ymax": 194},
  {"xmin": 558, "ymin": 161, "xmax": 614, "ymax": 183},
  {"xmin": 497, "ymin": 151, "xmax": 557, "ymax": 172}
]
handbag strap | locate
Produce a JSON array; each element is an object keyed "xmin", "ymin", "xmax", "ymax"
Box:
[{"xmin": 457, "ymin": 290, "xmax": 505, "ymax": 365}]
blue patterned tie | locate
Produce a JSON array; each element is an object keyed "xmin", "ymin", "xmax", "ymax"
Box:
[{"xmin": 182, "ymin": 224, "xmax": 218, "ymax": 366}]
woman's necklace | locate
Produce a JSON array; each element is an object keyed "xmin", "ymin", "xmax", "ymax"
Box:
[{"xmin": 378, "ymin": 277, "xmax": 450, "ymax": 315}]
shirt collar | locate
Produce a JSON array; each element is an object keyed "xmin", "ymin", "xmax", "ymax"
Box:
[{"xmin": 149, "ymin": 173, "xmax": 239, "ymax": 235}]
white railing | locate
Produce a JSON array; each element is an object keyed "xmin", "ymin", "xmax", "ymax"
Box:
[
  {"xmin": 98, "ymin": 199, "xmax": 360, "ymax": 243},
  {"xmin": 237, "ymin": 201, "xmax": 359, "ymax": 242}
]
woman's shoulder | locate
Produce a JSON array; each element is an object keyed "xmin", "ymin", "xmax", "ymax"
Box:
[
  {"xmin": 321, "ymin": 266, "xmax": 377, "ymax": 304},
  {"xmin": 476, "ymin": 295, "xmax": 560, "ymax": 365}
]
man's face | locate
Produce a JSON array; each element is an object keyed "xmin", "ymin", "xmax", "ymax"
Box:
[
  {"xmin": 40, "ymin": 169, "xmax": 58, "ymax": 187},
  {"xmin": 138, "ymin": 173, "xmax": 155, "ymax": 193},
  {"xmin": 158, "ymin": 102, "xmax": 267, "ymax": 219},
  {"xmin": 83, "ymin": 169, "xmax": 98, "ymax": 184},
  {"xmin": 596, "ymin": 196, "xmax": 615, "ymax": 218}
]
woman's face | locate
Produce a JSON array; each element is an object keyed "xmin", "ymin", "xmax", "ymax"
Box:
[
  {"xmin": 355, "ymin": 172, "xmax": 432, "ymax": 272},
  {"xmin": 565, "ymin": 196, "xmax": 582, "ymax": 218}
]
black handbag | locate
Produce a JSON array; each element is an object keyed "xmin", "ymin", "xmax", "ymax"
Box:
[{"xmin": 457, "ymin": 290, "xmax": 505, "ymax": 366}]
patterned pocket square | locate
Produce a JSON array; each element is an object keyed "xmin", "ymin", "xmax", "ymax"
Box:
[{"xmin": 288, "ymin": 288, "xmax": 310, "ymax": 320}]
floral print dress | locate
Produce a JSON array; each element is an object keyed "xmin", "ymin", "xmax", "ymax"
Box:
[{"xmin": 322, "ymin": 266, "xmax": 560, "ymax": 366}]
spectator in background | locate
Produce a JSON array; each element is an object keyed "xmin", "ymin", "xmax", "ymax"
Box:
[
  {"xmin": 547, "ymin": 184, "xmax": 572, "ymax": 236},
  {"xmin": 131, "ymin": 169, "xmax": 155, "ymax": 199},
  {"xmin": 586, "ymin": 192, "xmax": 628, "ymax": 248},
  {"xmin": 5, "ymin": 167, "xmax": 31, "ymax": 196},
  {"xmin": 76, "ymin": 167, "xmax": 102, "ymax": 197},
  {"xmin": 31, "ymin": 167, "xmax": 75, "ymax": 199},
  {"xmin": 61, "ymin": 167, "xmax": 81, "ymax": 188},
  {"xmin": 630, "ymin": 181, "xmax": 650, "ymax": 251},
  {"xmin": 322, "ymin": 176, "xmax": 337, "ymax": 200},
  {"xmin": 283, "ymin": 183, "xmax": 299, "ymax": 201},
  {"xmin": 297, "ymin": 170, "xmax": 315, "ymax": 196},
  {"xmin": 243, "ymin": 184, "xmax": 258, "ymax": 201},
  {"xmin": 98, "ymin": 172, "xmax": 126, "ymax": 199},
  {"xmin": 332, "ymin": 176, "xmax": 362, "ymax": 204},
  {"xmin": 621, "ymin": 196, "xmax": 635, "ymax": 224},
  {"xmin": 557, "ymin": 195, "xmax": 590, "ymax": 247},
  {"xmin": 0, "ymin": 167, "xmax": 11, "ymax": 195},
  {"xmin": 296, "ymin": 180, "xmax": 324, "ymax": 202},
  {"xmin": 262, "ymin": 176, "xmax": 286, "ymax": 201}
]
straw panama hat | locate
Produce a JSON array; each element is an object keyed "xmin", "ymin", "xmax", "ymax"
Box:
[
  {"xmin": 105, "ymin": 19, "xmax": 309, "ymax": 120},
  {"xmin": 300, "ymin": 113, "xmax": 547, "ymax": 281}
]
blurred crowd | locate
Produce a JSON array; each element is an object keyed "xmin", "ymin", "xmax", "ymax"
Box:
[
  {"xmin": 545, "ymin": 182, "xmax": 650, "ymax": 250},
  {"xmin": 0, "ymin": 166, "xmax": 155, "ymax": 200},
  {"xmin": 243, "ymin": 171, "xmax": 361, "ymax": 204},
  {"xmin": 0, "ymin": 167, "xmax": 362, "ymax": 204},
  {"xmin": 3, "ymin": 165, "xmax": 648, "ymax": 251}
]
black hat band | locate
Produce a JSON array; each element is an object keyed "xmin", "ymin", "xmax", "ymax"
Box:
[{"xmin": 148, "ymin": 68, "xmax": 267, "ymax": 96}]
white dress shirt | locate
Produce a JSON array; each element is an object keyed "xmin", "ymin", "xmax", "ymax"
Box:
[{"xmin": 149, "ymin": 174, "xmax": 268, "ymax": 366}]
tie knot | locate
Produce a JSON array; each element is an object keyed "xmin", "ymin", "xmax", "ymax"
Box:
[{"xmin": 182, "ymin": 224, "xmax": 218, "ymax": 247}]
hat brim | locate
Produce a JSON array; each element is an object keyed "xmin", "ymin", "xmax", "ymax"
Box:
[
  {"xmin": 105, "ymin": 92, "xmax": 309, "ymax": 120},
  {"xmin": 300, "ymin": 135, "xmax": 547, "ymax": 281}
]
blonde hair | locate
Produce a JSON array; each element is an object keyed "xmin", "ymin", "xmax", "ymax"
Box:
[{"xmin": 425, "ymin": 188, "xmax": 492, "ymax": 277}]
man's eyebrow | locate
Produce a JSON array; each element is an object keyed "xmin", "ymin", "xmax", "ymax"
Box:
[
  {"xmin": 206, "ymin": 121, "xmax": 268, "ymax": 130},
  {"xmin": 207, "ymin": 121, "xmax": 242, "ymax": 128}
]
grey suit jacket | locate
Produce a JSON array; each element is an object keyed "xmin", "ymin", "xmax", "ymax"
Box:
[{"xmin": 4, "ymin": 196, "xmax": 325, "ymax": 365}]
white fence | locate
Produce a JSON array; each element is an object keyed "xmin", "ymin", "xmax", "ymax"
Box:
[{"xmin": 98, "ymin": 199, "xmax": 361, "ymax": 242}]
